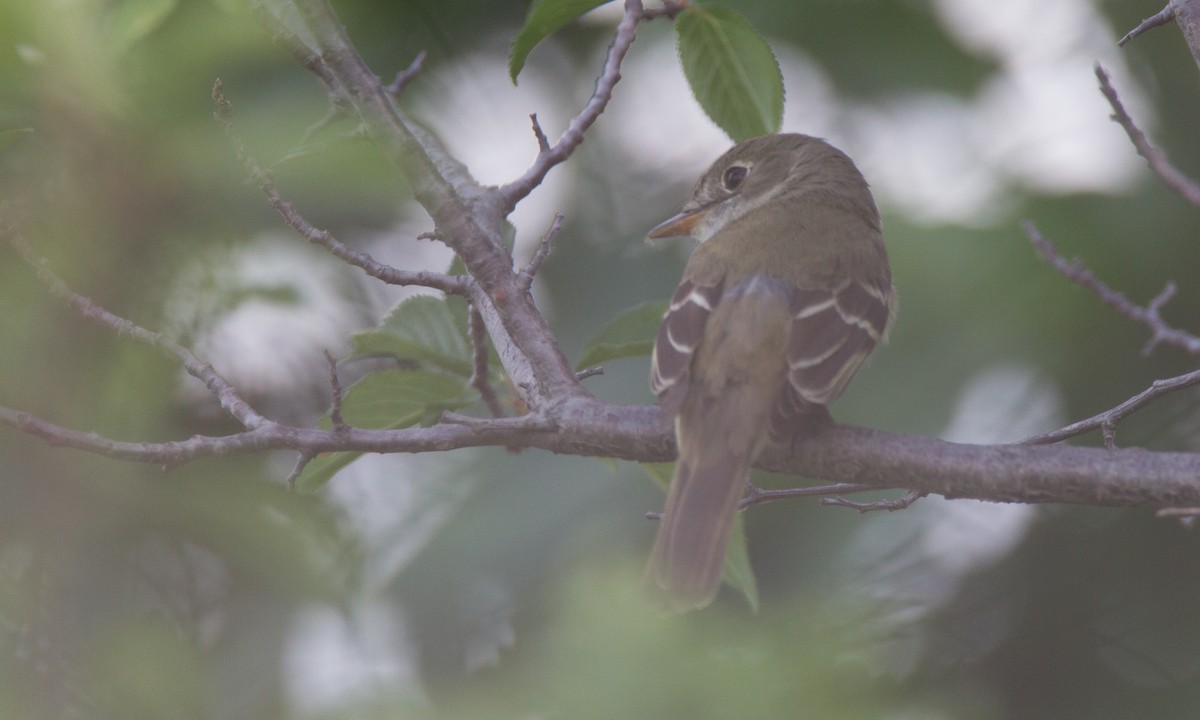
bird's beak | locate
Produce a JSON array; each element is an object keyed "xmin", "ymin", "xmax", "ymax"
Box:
[
  {"xmin": 648, "ymin": 197, "xmax": 723, "ymax": 241},
  {"xmin": 647, "ymin": 207, "xmax": 705, "ymax": 239}
]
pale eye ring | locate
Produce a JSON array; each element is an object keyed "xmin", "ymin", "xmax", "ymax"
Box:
[{"xmin": 722, "ymin": 165, "xmax": 748, "ymax": 190}]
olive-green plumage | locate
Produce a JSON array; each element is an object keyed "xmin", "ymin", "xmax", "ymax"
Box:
[{"xmin": 646, "ymin": 134, "xmax": 895, "ymax": 611}]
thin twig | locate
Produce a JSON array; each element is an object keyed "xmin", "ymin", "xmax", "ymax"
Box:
[
  {"xmin": 468, "ymin": 307, "xmax": 507, "ymax": 418},
  {"xmin": 518, "ymin": 213, "xmax": 563, "ymax": 291},
  {"xmin": 1023, "ymin": 221, "xmax": 1200, "ymax": 356},
  {"xmin": 212, "ymin": 80, "xmax": 468, "ymax": 296},
  {"xmin": 5, "ymin": 232, "xmax": 269, "ymax": 430},
  {"xmin": 1094, "ymin": 64, "xmax": 1200, "ymax": 207},
  {"xmin": 498, "ymin": 0, "xmax": 650, "ymax": 214},
  {"xmin": 576, "ymin": 366, "xmax": 605, "ymax": 381},
  {"xmin": 324, "ymin": 350, "xmax": 349, "ymax": 432},
  {"xmin": 738, "ymin": 481, "xmax": 876, "ymax": 510},
  {"xmin": 1019, "ymin": 367, "xmax": 1200, "ymax": 447},
  {"xmin": 1119, "ymin": 5, "xmax": 1175, "ymax": 46},
  {"xmin": 821, "ymin": 489, "xmax": 925, "ymax": 513},
  {"xmin": 286, "ymin": 451, "xmax": 317, "ymax": 492},
  {"xmin": 386, "ymin": 50, "xmax": 427, "ymax": 96}
]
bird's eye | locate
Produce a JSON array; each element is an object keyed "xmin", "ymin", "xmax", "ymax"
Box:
[{"xmin": 722, "ymin": 165, "xmax": 748, "ymax": 190}]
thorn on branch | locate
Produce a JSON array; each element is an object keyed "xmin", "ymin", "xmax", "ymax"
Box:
[
  {"xmin": 530, "ymin": 113, "xmax": 551, "ymax": 153},
  {"xmin": 1118, "ymin": 5, "xmax": 1174, "ymax": 46},
  {"xmin": 821, "ymin": 489, "xmax": 925, "ymax": 513},
  {"xmin": 386, "ymin": 50, "xmax": 427, "ymax": 96},
  {"xmin": 518, "ymin": 213, "xmax": 563, "ymax": 291},
  {"xmin": 324, "ymin": 350, "xmax": 349, "ymax": 432}
]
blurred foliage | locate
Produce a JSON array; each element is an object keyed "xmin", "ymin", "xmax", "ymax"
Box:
[{"xmin": 2, "ymin": 0, "xmax": 1200, "ymax": 719}]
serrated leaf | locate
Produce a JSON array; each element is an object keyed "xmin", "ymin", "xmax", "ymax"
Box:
[
  {"xmin": 350, "ymin": 296, "xmax": 472, "ymax": 377},
  {"xmin": 676, "ymin": 5, "xmax": 784, "ymax": 141},
  {"xmin": 639, "ymin": 462, "xmax": 759, "ymax": 611},
  {"xmin": 294, "ymin": 370, "xmax": 473, "ymax": 492},
  {"xmin": 509, "ymin": 0, "xmax": 613, "ymax": 82},
  {"xmin": 576, "ymin": 301, "xmax": 667, "ymax": 371}
]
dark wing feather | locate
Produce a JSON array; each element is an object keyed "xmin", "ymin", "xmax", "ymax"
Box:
[
  {"xmin": 651, "ymin": 277, "xmax": 724, "ymax": 418},
  {"xmin": 771, "ymin": 277, "xmax": 892, "ymax": 435}
]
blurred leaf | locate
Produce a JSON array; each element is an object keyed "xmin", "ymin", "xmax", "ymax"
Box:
[
  {"xmin": 106, "ymin": 0, "xmax": 180, "ymax": 53},
  {"xmin": 350, "ymin": 295, "xmax": 473, "ymax": 377},
  {"xmin": 295, "ymin": 370, "xmax": 474, "ymax": 492},
  {"xmin": 577, "ymin": 300, "xmax": 666, "ymax": 370},
  {"xmin": 676, "ymin": 5, "xmax": 784, "ymax": 141},
  {"xmin": 0, "ymin": 128, "xmax": 33, "ymax": 155},
  {"xmin": 509, "ymin": 0, "xmax": 613, "ymax": 82},
  {"xmin": 639, "ymin": 463, "xmax": 759, "ymax": 610}
]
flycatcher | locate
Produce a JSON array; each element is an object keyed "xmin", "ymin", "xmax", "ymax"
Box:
[{"xmin": 646, "ymin": 133, "xmax": 896, "ymax": 611}]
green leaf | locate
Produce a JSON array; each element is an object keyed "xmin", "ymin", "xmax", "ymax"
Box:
[
  {"xmin": 639, "ymin": 463, "xmax": 759, "ymax": 611},
  {"xmin": 350, "ymin": 295, "xmax": 473, "ymax": 377},
  {"xmin": 576, "ymin": 301, "xmax": 667, "ymax": 371},
  {"xmin": 676, "ymin": 5, "xmax": 784, "ymax": 142},
  {"xmin": 509, "ymin": 0, "xmax": 614, "ymax": 83},
  {"xmin": 294, "ymin": 370, "xmax": 473, "ymax": 492}
]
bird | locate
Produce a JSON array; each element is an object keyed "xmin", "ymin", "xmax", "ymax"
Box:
[{"xmin": 644, "ymin": 133, "xmax": 896, "ymax": 611}]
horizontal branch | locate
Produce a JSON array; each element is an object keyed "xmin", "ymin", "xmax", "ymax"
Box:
[{"xmin": 6, "ymin": 395, "xmax": 1200, "ymax": 509}]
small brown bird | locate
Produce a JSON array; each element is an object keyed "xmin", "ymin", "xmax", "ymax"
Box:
[{"xmin": 646, "ymin": 133, "xmax": 896, "ymax": 611}]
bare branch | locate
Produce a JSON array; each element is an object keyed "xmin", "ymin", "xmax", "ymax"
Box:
[
  {"xmin": 1119, "ymin": 5, "xmax": 1175, "ymax": 46},
  {"xmin": 1020, "ymin": 368, "xmax": 1200, "ymax": 447},
  {"xmin": 518, "ymin": 213, "xmax": 563, "ymax": 291},
  {"xmin": 386, "ymin": 50, "xmax": 427, "ymax": 96},
  {"xmin": 468, "ymin": 307, "xmax": 507, "ymax": 418},
  {"xmin": 1094, "ymin": 64, "xmax": 1200, "ymax": 207},
  {"xmin": 498, "ymin": 0, "xmax": 650, "ymax": 214},
  {"xmin": 8, "ymin": 389, "xmax": 1200, "ymax": 507},
  {"xmin": 1023, "ymin": 221, "xmax": 1200, "ymax": 356},
  {"xmin": 212, "ymin": 80, "xmax": 468, "ymax": 296},
  {"xmin": 287, "ymin": 0, "xmax": 588, "ymax": 410},
  {"xmin": 4, "ymin": 232, "xmax": 269, "ymax": 430}
]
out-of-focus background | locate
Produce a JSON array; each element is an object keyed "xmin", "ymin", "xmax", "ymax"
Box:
[{"xmin": 2, "ymin": 1, "xmax": 1200, "ymax": 718}]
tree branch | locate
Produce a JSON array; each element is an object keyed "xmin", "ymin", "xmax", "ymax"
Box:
[
  {"xmin": 6, "ymin": 396, "xmax": 1200, "ymax": 508},
  {"xmin": 1020, "ymin": 368, "xmax": 1200, "ymax": 447},
  {"xmin": 286, "ymin": 0, "xmax": 587, "ymax": 411},
  {"xmin": 497, "ymin": 0, "xmax": 649, "ymax": 214},
  {"xmin": 1023, "ymin": 221, "xmax": 1200, "ymax": 356},
  {"xmin": 1094, "ymin": 64, "xmax": 1200, "ymax": 207},
  {"xmin": 4, "ymin": 230, "xmax": 269, "ymax": 431}
]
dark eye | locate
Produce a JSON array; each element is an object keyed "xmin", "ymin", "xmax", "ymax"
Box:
[{"xmin": 722, "ymin": 165, "xmax": 748, "ymax": 190}]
